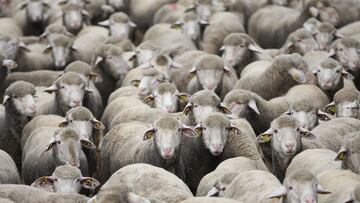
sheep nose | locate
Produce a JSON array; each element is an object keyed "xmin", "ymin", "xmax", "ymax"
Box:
[
  {"xmin": 213, "ymin": 144, "xmax": 221, "ymax": 151},
  {"xmin": 72, "ymin": 100, "xmax": 81, "ymax": 106},
  {"xmin": 165, "ymin": 105, "xmax": 174, "ymax": 112},
  {"xmin": 164, "ymin": 148, "xmax": 172, "ymax": 155},
  {"xmin": 207, "ymin": 85, "xmax": 215, "ymax": 91},
  {"xmin": 69, "ymin": 159, "xmax": 79, "ymax": 167},
  {"xmin": 304, "ymin": 195, "xmax": 315, "ymax": 203},
  {"xmin": 286, "ymin": 143, "xmax": 294, "ymax": 150},
  {"xmin": 30, "ymin": 106, "xmax": 37, "ymax": 114}
]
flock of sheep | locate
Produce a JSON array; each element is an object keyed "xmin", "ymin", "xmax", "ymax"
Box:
[{"xmin": 1, "ymin": 0, "xmax": 360, "ymax": 202}]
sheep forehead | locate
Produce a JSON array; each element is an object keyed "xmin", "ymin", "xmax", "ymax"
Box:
[
  {"xmin": 45, "ymin": 24, "xmax": 67, "ymax": 33},
  {"xmin": 286, "ymin": 170, "xmax": 316, "ymax": 185},
  {"xmin": 103, "ymin": 45, "xmax": 123, "ymax": 56},
  {"xmin": 59, "ymin": 128, "xmax": 81, "ymax": 140},
  {"xmin": 289, "ymin": 29, "xmax": 313, "ymax": 40},
  {"xmin": 318, "ymin": 23, "xmax": 336, "ymax": 33},
  {"xmin": 155, "ymin": 83, "xmax": 177, "ymax": 95},
  {"xmin": 119, "ymin": 40, "xmax": 135, "ymax": 52},
  {"xmin": 272, "ymin": 115, "xmax": 298, "ymax": 129},
  {"xmin": 339, "ymin": 38, "xmax": 360, "ymax": 48},
  {"xmin": 224, "ymin": 90, "xmax": 252, "ymax": 104},
  {"xmin": 274, "ymin": 54, "xmax": 305, "ymax": 69},
  {"xmin": 182, "ymin": 13, "xmax": 199, "ymax": 22},
  {"xmin": 142, "ymin": 68, "xmax": 163, "ymax": 77},
  {"xmin": 137, "ymin": 41, "xmax": 157, "ymax": 51},
  {"xmin": 320, "ymin": 58, "xmax": 340, "ymax": 69},
  {"xmin": 305, "ymin": 18, "xmax": 320, "ymax": 25},
  {"xmin": 155, "ymin": 55, "xmax": 170, "ymax": 66},
  {"xmin": 53, "ymin": 165, "xmax": 82, "ymax": 179},
  {"xmin": 5, "ymin": 81, "xmax": 36, "ymax": 97},
  {"xmin": 111, "ymin": 12, "xmax": 129, "ymax": 23},
  {"xmin": 0, "ymin": 33, "xmax": 14, "ymax": 41},
  {"xmin": 354, "ymin": 185, "xmax": 360, "ymax": 201},
  {"xmin": 223, "ymin": 33, "xmax": 251, "ymax": 46},
  {"xmin": 291, "ymin": 100, "xmax": 317, "ymax": 112},
  {"xmin": 63, "ymin": 2, "xmax": 82, "ymax": 11},
  {"xmin": 65, "ymin": 61, "xmax": 92, "ymax": 76},
  {"xmin": 53, "ymin": 35, "xmax": 72, "ymax": 47},
  {"xmin": 67, "ymin": 106, "xmax": 93, "ymax": 121},
  {"xmin": 205, "ymin": 113, "xmax": 230, "ymax": 128},
  {"xmin": 334, "ymin": 88, "xmax": 360, "ymax": 103},
  {"xmin": 195, "ymin": 54, "xmax": 224, "ymax": 70},
  {"xmin": 155, "ymin": 115, "xmax": 181, "ymax": 130},
  {"xmin": 58, "ymin": 72, "xmax": 85, "ymax": 85},
  {"xmin": 190, "ymin": 90, "xmax": 221, "ymax": 106}
]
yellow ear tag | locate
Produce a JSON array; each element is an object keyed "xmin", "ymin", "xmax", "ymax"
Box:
[
  {"xmin": 328, "ymin": 106, "xmax": 336, "ymax": 114},
  {"xmin": 338, "ymin": 152, "xmax": 346, "ymax": 161},
  {"xmin": 261, "ymin": 134, "xmax": 271, "ymax": 142},
  {"xmin": 195, "ymin": 128, "xmax": 202, "ymax": 136}
]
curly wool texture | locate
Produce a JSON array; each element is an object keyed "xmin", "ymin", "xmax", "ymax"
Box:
[
  {"xmin": 334, "ymin": 87, "xmax": 360, "ymax": 104},
  {"xmin": 318, "ymin": 22, "xmax": 336, "ymax": 33},
  {"xmin": 190, "ymin": 90, "xmax": 221, "ymax": 106},
  {"xmin": 57, "ymin": 72, "xmax": 86, "ymax": 86},
  {"xmin": 182, "ymin": 13, "xmax": 199, "ymax": 22},
  {"xmin": 111, "ymin": 12, "xmax": 130, "ymax": 23},
  {"xmin": 205, "ymin": 113, "xmax": 230, "ymax": 128},
  {"xmin": 223, "ymin": 89, "xmax": 253, "ymax": 104},
  {"xmin": 320, "ymin": 58, "xmax": 340, "ymax": 69},
  {"xmin": 291, "ymin": 99, "xmax": 319, "ymax": 112},
  {"xmin": 287, "ymin": 28, "xmax": 314, "ymax": 42},
  {"xmin": 155, "ymin": 83, "xmax": 177, "ymax": 95},
  {"xmin": 155, "ymin": 115, "xmax": 181, "ymax": 130},
  {"xmin": 95, "ymin": 44, "xmax": 123, "ymax": 59},
  {"xmin": 195, "ymin": 54, "xmax": 224, "ymax": 70},
  {"xmin": 60, "ymin": 128, "xmax": 80, "ymax": 141},
  {"xmin": 334, "ymin": 38, "xmax": 360, "ymax": 49},
  {"xmin": 4, "ymin": 81, "xmax": 36, "ymax": 98},
  {"xmin": 223, "ymin": 33, "xmax": 255, "ymax": 46},
  {"xmin": 63, "ymin": 3, "xmax": 82, "ymax": 11},
  {"xmin": 286, "ymin": 170, "xmax": 315, "ymax": 183},
  {"xmin": 272, "ymin": 115, "xmax": 298, "ymax": 129},
  {"xmin": 65, "ymin": 61, "xmax": 92, "ymax": 77},
  {"xmin": 52, "ymin": 165, "xmax": 82, "ymax": 179},
  {"xmin": 67, "ymin": 106, "xmax": 93, "ymax": 121}
]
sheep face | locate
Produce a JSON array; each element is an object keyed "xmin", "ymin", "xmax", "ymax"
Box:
[
  {"xmin": 59, "ymin": 83, "xmax": 86, "ymax": 108},
  {"xmin": 287, "ymin": 109, "xmax": 318, "ymax": 130},
  {"xmin": 333, "ymin": 40, "xmax": 360, "ymax": 71},
  {"xmin": 19, "ymin": 0, "xmax": 50, "ymax": 24},
  {"xmin": 98, "ymin": 54, "xmax": 129, "ymax": 81},
  {"xmin": 44, "ymin": 36, "xmax": 73, "ymax": 69},
  {"xmin": 269, "ymin": 171, "xmax": 330, "ymax": 203},
  {"xmin": 143, "ymin": 117, "xmax": 196, "ymax": 159},
  {"xmin": 336, "ymin": 100, "xmax": 360, "ymax": 118},
  {"xmin": 221, "ymin": 44, "xmax": 249, "ymax": 68},
  {"xmin": 45, "ymin": 129, "xmax": 96, "ymax": 167},
  {"xmin": 99, "ymin": 13, "xmax": 136, "ymax": 39},
  {"xmin": 62, "ymin": 4, "xmax": 88, "ymax": 34},
  {"xmin": 195, "ymin": 3, "xmax": 212, "ymax": 22},
  {"xmin": 0, "ymin": 35, "xmax": 25, "ymax": 60},
  {"xmin": 31, "ymin": 165, "xmax": 99, "ymax": 193},
  {"xmin": 223, "ymin": 90, "xmax": 260, "ymax": 118},
  {"xmin": 336, "ymin": 136, "xmax": 360, "ymax": 174},
  {"xmin": 309, "ymin": 1, "xmax": 340, "ymax": 27},
  {"xmin": 289, "ymin": 36, "xmax": 319, "ymax": 56},
  {"xmin": 135, "ymin": 48, "xmax": 155, "ymax": 66}
]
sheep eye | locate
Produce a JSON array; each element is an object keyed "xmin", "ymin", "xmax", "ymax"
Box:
[
  {"xmin": 107, "ymin": 56, "xmax": 113, "ymax": 60},
  {"xmin": 289, "ymin": 186, "xmax": 293, "ymax": 190},
  {"xmin": 177, "ymin": 128, "xmax": 181, "ymax": 132},
  {"xmin": 338, "ymin": 48, "xmax": 343, "ymax": 51},
  {"xmin": 61, "ymin": 85, "xmax": 65, "ymax": 89},
  {"xmin": 13, "ymin": 95, "xmax": 18, "ymax": 99},
  {"xmin": 336, "ymin": 70, "xmax": 341, "ymax": 73},
  {"xmin": 194, "ymin": 104, "xmax": 198, "ymax": 108},
  {"xmin": 54, "ymin": 178, "xmax": 58, "ymax": 182},
  {"xmin": 56, "ymin": 141, "xmax": 61, "ymax": 144},
  {"xmin": 274, "ymin": 129, "xmax": 278, "ymax": 133}
]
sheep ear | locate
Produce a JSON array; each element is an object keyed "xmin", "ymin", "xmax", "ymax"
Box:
[
  {"xmin": 335, "ymin": 147, "xmax": 347, "ymax": 161},
  {"xmin": 181, "ymin": 125, "xmax": 197, "ymax": 137},
  {"xmin": 328, "ymin": 49, "xmax": 336, "ymax": 57},
  {"xmin": 171, "ymin": 20, "xmax": 183, "ymax": 29},
  {"xmin": 91, "ymin": 118, "xmax": 105, "ymax": 130},
  {"xmin": 182, "ymin": 103, "xmax": 193, "ymax": 115},
  {"xmin": 98, "ymin": 19, "xmax": 110, "ymax": 27},
  {"xmin": 18, "ymin": 42, "xmax": 30, "ymax": 52},
  {"xmin": 57, "ymin": 0, "xmax": 67, "ymax": 6},
  {"xmin": 317, "ymin": 110, "xmax": 333, "ymax": 121},
  {"xmin": 218, "ymin": 103, "xmax": 232, "ymax": 114},
  {"xmin": 2, "ymin": 95, "xmax": 10, "ymax": 105},
  {"xmin": 341, "ymin": 70, "xmax": 355, "ymax": 80},
  {"xmin": 324, "ymin": 101, "xmax": 336, "ymax": 115},
  {"xmin": 18, "ymin": 2, "xmax": 27, "ymax": 10},
  {"xmin": 45, "ymin": 138, "xmax": 58, "ymax": 151},
  {"xmin": 44, "ymin": 84, "xmax": 58, "ymax": 93},
  {"xmin": 199, "ymin": 19, "xmax": 209, "ymax": 26},
  {"xmin": 228, "ymin": 123, "xmax": 241, "ymax": 136},
  {"xmin": 185, "ymin": 5, "xmax": 196, "ymax": 12},
  {"xmin": 93, "ymin": 56, "xmax": 104, "ymax": 67},
  {"xmin": 58, "ymin": 121, "xmax": 68, "ymax": 128},
  {"xmin": 85, "ymin": 87, "xmax": 93, "ymax": 93},
  {"xmin": 194, "ymin": 124, "xmax": 203, "ymax": 136},
  {"xmin": 313, "ymin": 68, "xmax": 319, "ymax": 75},
  {"xmin": 178, "ymin": 93, "xmax": 190, "ymax": 103},
  {"xmin": 309, "ymin": 6, "xmax": 319, "ymax": 17},
  {"xmin": 81, "ymin": 9, "xmax": 90, "ymax": 18},
  {"xmin": 334, "ymin": 32, "xmax": 344, "ymax": 39},
  {"xmin": 344, "ymin": 198, "xmax": 354, "ymax": 203},
  {"xmin": 288, "ymin": 68, "xmax": 307, "ymax": 84},
  {"xmin": 316, "ymin": 184, "xmax": 331, "ymax": 194},
  {"xmin": 143, "ymin": 128, "xmax": 156, "ymax": 140},
  {"xmin": 186, "ymin": 67, "xmax": 197, "ymax": 80},
  {"xmin": 80, "ymin": 138, "xmax": 96, "ymax": 149},
  {"xmin": 248, "ymin": 99, "xmax": 260, "ymax": 115},
  {"xmin": 89, "ymin": 73, "xmax": 103, "ymax": 83},
  {"xmin": 223, "ymin": 66, "xmax": 235, "ymax": 77},
  {"xmin": 2, "ymin": 59, "xmax": 17, "ymax": 70},
  {"xmin": 171, "ymin": 61, "xmax": 183, "ymax": 68},
  {"xmin": 248, "ymin": 44, "xmax": 264, "ymax": 54},
  {"xmin": 43, "ymin": 45, "xmax": 53, "ymax": 54},
  {"xmin": 267, "ymin": 185, "xmax": 288, "ymax": 199},
  {"xmin": 129, "ymin": 21, "xmax": 137, "ymax": 28},
  {"xmin": 31, "ymin": 176, "xmax": 55, "ymax": 188},
  {"xmin": 130, "ymin": 79, "xmax": 140, "ymax": 88},
  {"xmin": 128, "ymin": 51, "xmax": 137, "ymax": 62},
  {"xmin": 298, "ymin": 127, "xmax": 317, "ymax": 138},
  {"xmin": 256, "ymin": 129, "xmax": 273, "ymax": 143},
  {"xmin": 206, "ymin": 187, "xmax": 220, "ymax": 197},
  {"xmin": 219, "ymin": 46, "xmax": 225, "ymax": 52},
  {"xmin": 79, "ymin": 177, "xmax": 100, "ymax": 189},
  {"xmin": 143, "ymin": 95, "xmax": 154, "ymax": 106}
]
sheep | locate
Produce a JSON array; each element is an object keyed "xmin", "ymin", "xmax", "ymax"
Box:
[
  {"xmin": 99, "ymin": 114, "xmax": 197, "ymax": 182},
  {"xmin": 234, "ymin": 53, "xmax": 313, "ymax": 100},
  {"xmin": 177, "ymin": 0, "xmax": 214, "ymax": 22},
  {"xmin": 181, "ymin": 197, "xmax": 242, "ymax": 203},
  {"xmin": 0, "ymin": 50, "xmax": 17, "ymax": 88},
  {"xmin": 326, "ymin": 0, "xmax": 360, "ymax": 27},
  {"xmin": 31, "ymin": 164, "xmax": 99, "ymax": 193},
  {"xmin": 312, "ymin": 22, "xmax": 342, "ymax": 51},
  {"xmin": 201, "ymin": 12, "xmax": 245, "ymax": 54},
  {"xmin": 182, "ymin": 90, "xmax": 232, "ymax": 125},
  {"xmin": 92, "ymin": 44, "xmax": 130, "ymax": 103},
  {"xmin": 248, "ymin": 0, "xmax": 340, "ymax": 49},
  {"xmin": 98, "ymin": 12, "xmax": 137, "ymax": 38},
  {"xmin": 0, "ymin": 184, "xmax": 89, "ymax": 203},
  {"xmin": 196, "ymin": 157, "xmax": 267, "ymax": 197},
  {"xmin": 224, "ymin": 85, "xmax": 329, "ymax": 134},
  {"xmin": 129, "ymin": 40, "xmax": 158, "ymax": 67},
  {"xmin": 268, "ymin": 170, "xmax": 331, "ymax": 203},
  {"xmin": 0, "ymin": 17, "xmax": 23, "ymax": 37},
  {"xmin": 107, "ymin": 86, "xmax": 141, "ymax": 104},
  {"xmin": 64, "ymin": 61, "xmax": 104, "ymax": 118},
  {"xmin": 174, "ymin": 53, "xmax": 238, "ymax": 98},
  {"xmin": 55, "ymin": 3, "xmax": 90, "ymax": 35},
  {"xmin": 303, "ymin": 117, "xmax": 360, "ymax": 152},
  {"xmin": 325, "ymin": 87, "xmax": 360, "ymax": 119},
  {"xmin": 285, "ymin": 149, "xmax": 341, "ymax": 178},
  {"xmin": 335, "ymin": 132, "xmax": 360, "ymax": 174},
  {"xmin": 331, "ymin": 37, "xmax": 360, "ymax": 72},
  {"xmin": 278, "ymin": 28, "xmax": 319, "ymax": 56},
  {"xmin": 93, "ymin": 163, "xmax": 193, "ymax": 203},
  {"xmin": 39, "ymin": 24, "xmax": 74, "ymax": 42},
  {"xmin": 0, "ymin": 150, "xmax": 21, "ymax": 184},
  {"xmin": 312, "ymin": 58, "xmax": 354, "ymax": 98},
  {"xmin": 220, "ymin": 33, "xmax": 272, "ymax": 76},
  {"xmin": 222, "ymin": 170, "xmax": 283, "ymax": 203},
  {"xmin": 101, "ymin": 96, "xmax": 148, "ymax": 130},
  {"xmin": 0, "ymin": 33, "xmax": 29, "ymax": 60},
  {"xmin": 36, "ymin": 72, "xmax": 92, "ymax": 116},
  {"xmin": 178, "ymin": 112, "xmax": 266, "ymax": 193},
  {"xmin": 0, "ymin": 81, "xmax": 37, "ymax": 170},
  {"xmin": 317, "ymin": 169, "xmax": 360, "ymax": 203},
  {"xmin": 22, "ymin": 127, "xmax": 96, "ymax": 185},
  {"xmin": 153, "ymin": 3, "xmax": 187, "ymax": 24},
  {"xmin": 256, "ymin": 115, "xmax": 317, "ymax": 181}
]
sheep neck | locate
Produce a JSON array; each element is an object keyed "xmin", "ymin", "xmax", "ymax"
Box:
[{"xmin": 4, "ymin": 103, "xmax": 32, "ymax": 144}]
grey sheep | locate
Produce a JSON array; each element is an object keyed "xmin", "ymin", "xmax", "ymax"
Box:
[
  {"xmin": 0, "ymin": 150, "xmax": 20, "ymax": 184},
  {"xmin": 335, "ymin": 132, "xmax": 360, "ymax": 175},
  {"xmin": 92, "ymin": 163, "xmax": 193, "ymax": 203},
  {"xmin": 0, "ymin": 184, "xmax": 89, "ymax": 203},
  {"xmin": 99, "ymin": 114, "xmax": 197, "ymax": 182},
  {"xmin": 98, "ymin": 12, "xmax": 137, "ymax": 38},
  {"xmin": 201, "ymin": 12, "xmax": 245, "ymax": 54},
  {"xmin": 0, "ymin": 81, "xmax": 37, "ymax": 170},
  {"xmin": 325, "ymin": 87, "xmax": 360, "ymax": 119},
  {"xmin": 234, "ymin": 53, "xmax": 314, "ymax": 100},
  {"xmin": 331, "ymin": 37, "xmax": 360, "ymax": 72},
  {"xmin": 22, "ymin": 127, "xmax": 96, "ymax": 185}
]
